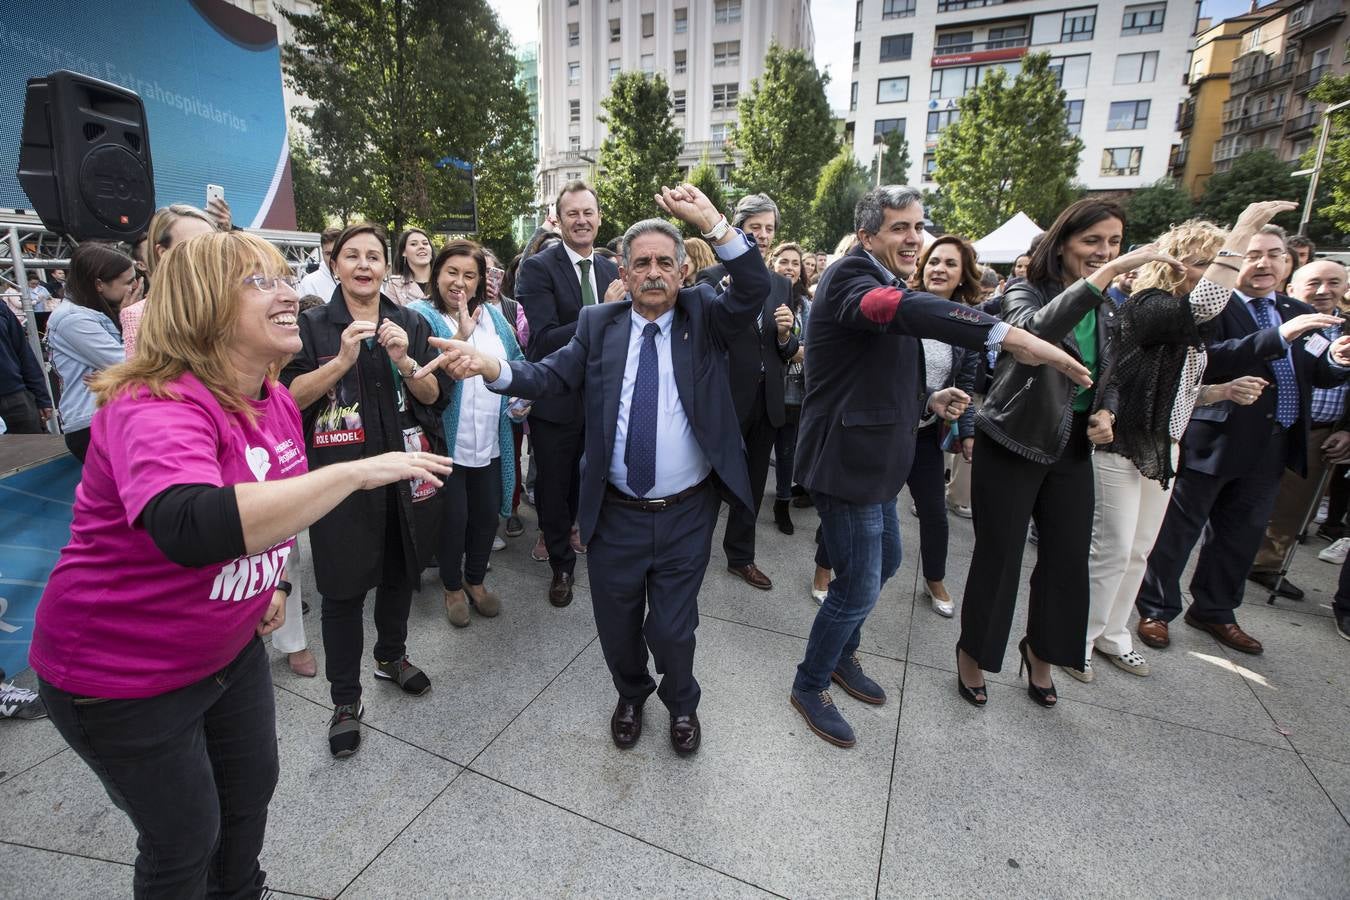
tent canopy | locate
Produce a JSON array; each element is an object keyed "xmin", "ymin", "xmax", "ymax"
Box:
[{"xmin": 972, "ymin": 212, "xmax": 1043, "ymax": 265}]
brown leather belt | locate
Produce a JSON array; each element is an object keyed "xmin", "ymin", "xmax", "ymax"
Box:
[{"xmin": 605, "ymin": 479, "xmax": 708, "ymax": 511}]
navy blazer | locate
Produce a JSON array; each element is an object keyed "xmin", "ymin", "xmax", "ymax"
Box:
[
  {"xmin": 1184, "ymin": 292, "xmax": 1347, "ymax": 478},
  {"xmin": 515, "ymin": 241, "xmax": 620, "ymax": 424},
  {"xmin": 795, "ymin": 246, "xmax": 1001, "ymax": 505},
  {"xmin": 498, "ymin": 243, "xmax": 771, "ymax": 544}
]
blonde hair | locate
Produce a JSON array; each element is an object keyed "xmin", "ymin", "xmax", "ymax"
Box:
[
  {"xmin": 91, "ymin": 231, "xmax": 291, "ymax": 417},
  {"xmin": 146, "ymin": 204, "xmax": 217, "ymax": 277},
  {"xmin": 1132, "ymin": 218, "xmax": 1228, "ymax": 296},
  {"xmin": 683, "ymin": 236, "xmax": 716, "ymax": 284}
]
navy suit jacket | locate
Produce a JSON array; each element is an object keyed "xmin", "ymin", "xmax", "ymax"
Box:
[
  {"xmin": 515, "ymin": 240, "xmax": 619, "ymax": 424},
  {"xmin": 795, "ymin": 245, "xmax": 1001, "ymax": 505},
  {"xmin": 499, "ymin": 243, "xmax": 771, "ymax": 544},
  {"xmin": 1183, "ymin": 292, "xmax": 1347, "ymax": 478}
]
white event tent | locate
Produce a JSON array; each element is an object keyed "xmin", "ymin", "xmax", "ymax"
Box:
[{"xmin": 972, "ymin": 212, "xmax": 1043, "ymax": 264}]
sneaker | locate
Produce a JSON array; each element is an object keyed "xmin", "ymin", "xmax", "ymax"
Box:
[
  {"xmin": 810, "ymin": 586, "xmax": 827, "ymax": 605},
  {"xmin": 531, "ymin": 532, "xmax": 548, "ymax": 562},
  {"xmin": 947, "ymin": 501, "xmax": 972, "ymax": 519},
  {"xmin": 1316, "ymin": 498, "xmax": 1330, "ymax": 524},
  {"xmin": 1062, "ymin": 659, "xmax": 1094, "ymax": 683},
  {"xmin": 789, "ymin": 688, "xmax": 856, "ymax": 747},
  {"xmin": 0, "ymin": 671, "xmax": 47, "ymax": 720},
  {"xmin": 1105, "ymin": 650, "xmax": 1151, "ymax": 676},
  {"xmin": 1319, "ymin": 537, "xmax": 1350, "ymax": 565},
  {"xmin": 492, "ymin": 535, "xmax": 506, "ymax": 552},
  {"xmin": 505, "ymin": 515, "xmax": 525, "ymax": 538},
  {"xmin": 374, "ymin": 656, "xmax": 432, "ymax": 695},
  {"xmin": 831, "ymin": 654, "xmax": 886, "ymax": 704},
  {"xmin": 328, "ymin": 702, "xmax": 364, "ymax": 758},
  {"xmin": 1337, "ymin": 613, "xmax": 1350, "ymax": 642}
]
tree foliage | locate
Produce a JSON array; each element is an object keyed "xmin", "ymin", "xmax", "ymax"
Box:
[
  {"xmin": 1198, "ymin": 149, "xmax": 1303, "ymax": 232},
  {"xmin": 595, "ymin": 72, "xmax": 683, "ymax": 244},
  {"xmin": 288, "ymin": 137, "xmax": 329, "ymax": 233},
  {"xmin": 279, "ymin": 0, "xmax": 534, "ymax": 246},
  {"xmin": 807, "ymin": 145, "xmax": 869, "ymax": 251},
  {"xmin": 931, "ymin": 53, "xmax": 1082, "ymax": 239},
  {"xmin": 684, "ymin": 153, "xmax": 728, "ymax": 238},
  {"xmin": 730, "ymin": 44, "xmax": 838, "ymax": 241},
  {"xmin": 872, "ymin": 130, "xmax": 911, "ymax": 187},
  {"xmin": 1125, "ymin": 180, "xmax": 1196, "ymax": 246},
  {"xmin": 1305, "ymin": 74, "xmax": 1350, "ymax": 240}
]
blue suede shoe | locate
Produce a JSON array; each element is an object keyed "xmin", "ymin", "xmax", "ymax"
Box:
[
  {"xmin": 831, "ymin": 653, "xmax": 886, "ymax": 705},
  {"xmin": 790, "ymin": 688, "xmax": 856, "ymax": 747}
]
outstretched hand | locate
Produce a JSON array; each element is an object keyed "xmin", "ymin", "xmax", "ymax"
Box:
[
  {"xmin": 1001, "ymin": 327, "xmax": 1093, "ymax": 387},
  {"xmin": 654, "ymin": 183, "xmax": 722, "ymax": 235},
  {"xmin": 419, "ymin": 335, "xmax": 503, "ymax": 382}
]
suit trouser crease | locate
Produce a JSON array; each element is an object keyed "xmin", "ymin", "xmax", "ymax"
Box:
[
  {"xmin": 724, "ymin": 385, "xmax": 777, "ymax": 567},
  {"xmin": 529, "ymin": 416, "xmax": 583, "ymax": 574}
]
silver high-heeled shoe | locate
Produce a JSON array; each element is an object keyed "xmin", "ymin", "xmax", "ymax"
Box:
[{"xmin": 921, "ymin": 582, "xmax": 955, "ymax": 618}]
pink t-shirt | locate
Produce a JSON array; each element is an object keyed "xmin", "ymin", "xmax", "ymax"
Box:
[{"xmin": 30, "ymin": 372, "xmax": 307, "ymax": 698}]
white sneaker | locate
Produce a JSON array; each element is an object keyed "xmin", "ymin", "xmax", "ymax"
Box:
[
  {"xmin": 1315, "ymin": 498, "xmax": 1330, "ymax": 525},
  {"xmin": 1106, "ymin": 650, "xmax": 1151, "ymax": 676},
  {"xmin": 810, "ymin": 586, "xmax": 827, "ymax": 605},
  {"xmin": 1062, "ymin": 659, "xmax": 1094, "ymax": 683},
  {"xmin": 492, "ymin": 535, "xmax": 506, "ymax": 552},
  {"xmin": 1319, "ymin": 537, "xmax": 1350, "ymax": 564},
  {"xmin": 947, "ymin": 501, "xmax": 972, "ymax": 519}
]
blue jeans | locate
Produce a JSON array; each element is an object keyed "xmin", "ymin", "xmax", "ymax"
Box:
[{"xmin": 793, "ymin": 492, "xmax": 901, "ymax": 692}]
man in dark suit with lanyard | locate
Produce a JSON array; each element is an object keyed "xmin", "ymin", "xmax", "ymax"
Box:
[
  {"xmin": 1136, "ymin": 220, "xmax": 1350, "ymax": 655},
  {"xmin": 696, "ymin": 193, "xmax": 798, "ymax": 590},
  {"xmin": 515, "ymin": 181, "xmax": 620, "ymax": 608},
  {"xmin": 420, "ymin": 184, "xmax": 767, "ymax": 756}
]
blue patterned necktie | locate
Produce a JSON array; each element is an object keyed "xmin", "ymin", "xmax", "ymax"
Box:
[
  {"xmin": 625, "ymin": 322, "xmax": 660, "ymax": 496},
  {"xmin": 1250, "ymin": 298, "xmax": 1299, "ymax": 428}
]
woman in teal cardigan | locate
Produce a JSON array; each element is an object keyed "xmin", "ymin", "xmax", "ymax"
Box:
[{"xmin": 411, "ymin": 240, "xmax": 524, "ymax": 628}]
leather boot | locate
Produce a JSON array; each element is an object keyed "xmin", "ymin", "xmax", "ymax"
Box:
[{"xmin": 773, "ymin": 499, "xmax": 794, "ymax": 535}]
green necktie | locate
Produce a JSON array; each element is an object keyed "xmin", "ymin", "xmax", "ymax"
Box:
[{"xmin": 578, "ymin": 258, "xmax": 595, "ymax": 306}]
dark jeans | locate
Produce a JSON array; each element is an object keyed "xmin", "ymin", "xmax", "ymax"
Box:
[
  {"xmin": 39, "ymin": 637, "xmax": 277, "ymax": 900},
  {"xmin": 439, "ymin": 457, "xmax": 500, "ymax": 590},
  {"xmin": 773, "ymin": 408, "xmax": 800, "ymax": 501},
  {"xmin": 724, "ymin": 386, "xmax": 777, "ymax": 567},
  {"xmin": 64, "ymin": 426, "xmax": 91, "ymax": 462},
  {"xmin": 907, "ymin": 424, "xmax": 949, "ymax": 582},
  {"xmin": 529, "ymin": 416, "xmax": 583, "ymax": 575},
  {"xmin": 794, "ymin": 492, "xmax": 901, "ymax": 693},
  {"xmin": 0, "ymin": 388, "xmax": 43, "ymax": 433}
]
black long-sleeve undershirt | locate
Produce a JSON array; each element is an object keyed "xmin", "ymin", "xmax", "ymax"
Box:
[{"xmin": 141, "ymin": 484, "xmax": 246, "ymax": 568}]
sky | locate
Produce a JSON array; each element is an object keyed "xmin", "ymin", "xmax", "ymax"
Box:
[{"xmin": 489, "ymin": 0, "xmax": 1269, "ymax": 112}]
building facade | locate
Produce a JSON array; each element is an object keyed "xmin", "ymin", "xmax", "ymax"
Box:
[
  {"xmin": 536, "ymin": 0, "xmax": 814, "ymax": 208},
  {"xmin": 1171, "ymin": 13, "xmax": 1263, "ymax": 195},
  {"xmin": 846, "ymin": 0, "xmax": 1197, "ymax": 195}
]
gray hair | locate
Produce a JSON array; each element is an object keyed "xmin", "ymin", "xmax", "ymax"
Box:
[
  {"xmin": 855, "ymin": 185, "xmax": 923, "ymax": 235},
  {"xmin": 621, "ymin": 219, "xmax": 687, "ymax": 268},
  {"xmin": 732, "ymin": 193, "xmax": 779, "ymax": 230},
  {"xmin": 980, "ymin": 266, "xmax": 1000, "ymax": 288},
  {"xmin": 1257, "ymin": 223, "xmax": 1289, "ymax": 253}
]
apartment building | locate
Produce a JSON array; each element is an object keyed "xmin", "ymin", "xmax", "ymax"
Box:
[
  {"xmin": 846, "ymin": 0, "xmax": 1196, "ymax": 194},
  {"xmin": 536, "ymin": 0, "xmax": 814, "ymax": 206}
]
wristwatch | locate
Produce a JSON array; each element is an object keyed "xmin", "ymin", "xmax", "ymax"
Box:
[
  {"xmin": 276, "ymin": 580, "xmax": 293, "ymax": 596},
  {"xmin": 403, "ymin": 359, "xmax": 421, "ymax": 378},
  {"xmin": 701, "ymin": 216, "xmax": 731, "ymax": 242},
  {"xmin": 1217, "ymin": 249, "xmax": 1244, "ymax": 260}
]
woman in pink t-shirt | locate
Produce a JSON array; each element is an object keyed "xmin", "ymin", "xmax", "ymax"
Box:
[{"xmin": 29, "ymin": 232, "xmax": 451, "ymax": 900}]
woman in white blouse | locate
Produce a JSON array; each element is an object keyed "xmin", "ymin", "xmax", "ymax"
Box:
[{"xmin": 410, "ymin": 241, "xmax": 523, "ymax": 627}]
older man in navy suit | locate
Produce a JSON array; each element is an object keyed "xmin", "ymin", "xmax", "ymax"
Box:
[{"xmin": 420, "ymin": 184, "xmax": 766, "ymax": 756}]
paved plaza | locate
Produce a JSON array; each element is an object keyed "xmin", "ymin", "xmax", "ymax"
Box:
[{"xmin": 2, "ymin": 479, "xmax": 1348, "ymax": 898}]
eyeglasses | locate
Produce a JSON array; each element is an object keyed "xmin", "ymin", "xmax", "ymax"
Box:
[
  {"xmin": 1243, "ymin": 251, "xmax": 1286, "ymax": 264},
  {"xmin": 243, "ymin": 274, "xmax": 301, "ymax": 292}
]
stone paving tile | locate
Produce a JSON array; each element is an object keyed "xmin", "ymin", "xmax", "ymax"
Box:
[{"xmin": 0, "ymin": 842, "xmax": 131, "ymax": 899}]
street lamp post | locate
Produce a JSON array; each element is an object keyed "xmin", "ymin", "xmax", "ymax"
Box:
[{"xmin": 1296, "ymin": 98, "xmax": 1350, "ymax": 237}]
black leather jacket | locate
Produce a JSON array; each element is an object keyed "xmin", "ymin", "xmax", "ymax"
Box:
[{"xmin": 976, "ymin": 278, "xmax": 1118, "ymax": 464}]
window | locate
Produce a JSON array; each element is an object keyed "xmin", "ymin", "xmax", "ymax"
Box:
[
  {"xmin": 712, "ymin": 82, "xmax": 739, "ymax": 110},
  {"xmin": 568, "ymin": 62, "xmax": 580, "ymax": 85},
  {"xmin": 1121, "ymin": 3, "xmax": 1165, "ymax": 35},
  {"xmin": 926, "ymin": 109, "xmax": 960, "ymax": 138},
  {"xmin": 1101, "ymin": 147, "xmax": 1142, "ymax": 176},
  {"xmin": 1107, "ymin": 99, "xmax": 1150, "ymax": 130},
  {"xmin": 714, "ymin": 41, "xmax": 741, "ymax": 67},
  {"xmin": 710, "ymin": 122, "xmax": 730, "ymax": 143},
  {"xmin": 922, "ymin": 153, "xmax": 936, "ymax": 181},
  {"xmin": 874, "ymin": 117, "xmax": 905, "ymax": 138},
  {"xmin": 880, "ymin": 34, "xmax": 914, "ymax": 62},
  {"xmin": 883, "ymin": 0, "xmax": 916, "ymax": 18},
  {"xmin": 674, "ymin": 49, "xmax": 687, "ymax": 74},
  {"xmin": 673, "ymin": 89, "xmax": 686, "ymax": 115},
  {"xmin": 1114, "ymin": 51, "xmax": 1158, "ymax": 84},
  {"xmin": 568, "ymin": 23, "xmax": 579, "ymax": 47},
  {"xmin": 930, "ymin": 61, "xmax": 1021, "ymax": 99},
  {"xmin": 609, "ymin": 58, "xmax": 620, "ymax": 81},
  {"xmin": 642, "ymin": 13, "xmax": 654, "ymax": 38},
  {"xmin": 877, "ymin": 76, "xmax": 909, "ymax": 103},
  {"xmin": 988, "ymin": 25, "xmax": 1026, "ymax": 48},
  {"xmin": 569, "ymin": 135, "xmax": 581, "ymax": 151},
  {"xmin": 935, "ymin": 32, "xmax": 974, "ymax": 53},
  {"xmin": 641, "ymin": 53, "xmax": 654, "ymax": 73},
  {"xmin": 715, "ymin": 162, "xmax": 734, "ymax": 182},
  {"xmin": 609, "ymin": 18, "xmax": 620, "ymax": 41},
  {"xmin": 569, "ymin": 99, "xmax": 581, "ymax": 124},
  {"xmin": 675, "ymin": 7, "xmax": 687, "ymax": 33},
  {"xmin": 853, "ymin": 41, "xmax": 861, "ymax": 69},
  {"xmin": 568, "ymin": 0, "xmax": 578, "ymax": 5},
  {"xmin": 714, "ymin": 0, "xmax": 742, "ymax": 25},
  {"xmin": 1064, "ymin": 99, "xmax": 1083, "ymax": 135},
  {"xmin": 1061, "ymin": 9, "xmax": 1096, "ymax": 42},
  {"xmin": 850, "ymin": 81, "xmax": 859, "ymax": 111},
  {"xmin": 855, "ymin": 1, "xmax": 863, "ymax": 30},
  {"xmin": 1049, "ymin": 54, "xmax": 1091, "ymax": 89}
]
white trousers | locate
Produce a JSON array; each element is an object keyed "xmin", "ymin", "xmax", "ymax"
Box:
[
  {"xmin": 270, "ymin": 575, "xmax": 309, "ymax": 654},
  {"xmin": 1085, "ymin": 449, "xmax": 1176, "ymax": 659}
]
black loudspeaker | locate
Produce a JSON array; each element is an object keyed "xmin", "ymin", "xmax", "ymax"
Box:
[{"xmin": 17, "ymin": 70, "xmax": 154, "ymax": 240}]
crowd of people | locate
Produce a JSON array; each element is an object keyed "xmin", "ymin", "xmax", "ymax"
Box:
[{"xmin": 4, "ymin": 177, "xmax": 1350, "ymax": 897}]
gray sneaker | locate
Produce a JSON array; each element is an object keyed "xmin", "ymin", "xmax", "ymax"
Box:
[{"xmin": 0, "ymin": 670, "xmax": 48, "ymax": 720}]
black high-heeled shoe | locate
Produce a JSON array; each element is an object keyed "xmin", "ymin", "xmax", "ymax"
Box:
[
  {"xmin": 1018, "ymin": 637, "xmax": 1057, "ymax": 707},
  {"xmin": 955, "ymin": 648, "xmax": 987, "ymax": 707}
]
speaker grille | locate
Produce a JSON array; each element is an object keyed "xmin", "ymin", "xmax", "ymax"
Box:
[{"xmin": 82, "ymin": 122, "xmax": 105, "ymax": 142}]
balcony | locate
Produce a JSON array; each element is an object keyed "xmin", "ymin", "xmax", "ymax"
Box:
[
  {"xmin": 1248, "ymin": 60, "xmax": 1299, "ymax": 90},
  {"xmin": 1168, "ymin": 146, "xmax": 1189, "ymax": 176},
  {"xmin": 936, "ymin": 0, "xmax": 1026, "ymax": 12},
  {"xmin": 1178, "ymin": 105, "xmax": 1195, "ymax": 131},
  {"xmin": 932, "ymin": 35, "xmax": 1029, "ymax": 56},
  {"xmin": 1294, "ymin": 64, "xmax": 1330, "ymax": 93},
  {"xmin": 1289, "ymin": 0, "xmax": 1346, "ymax": 37},
  {"xmin": 1242, "ymin": 108, "xmax": 1286, "ymax": 130},
  {"xmin": 1284, "ymin": 110, "xmax": 1318, "ymax": 137}
]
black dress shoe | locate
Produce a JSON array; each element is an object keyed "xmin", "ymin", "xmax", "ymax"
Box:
[
  {"xmin": 610, "ymin": 700, "xmax": 643, "ymax": 749},
  {"xmin": 670, "ymin": 712, "xmax": 701, "ymax": 756},
  {"xmin": 548, "ymin": 571, "xmax": 574, "ymax": 607},
  {"xmin": 1246, "ymin": 570, "xmax": 1304, "ymax": 600}
]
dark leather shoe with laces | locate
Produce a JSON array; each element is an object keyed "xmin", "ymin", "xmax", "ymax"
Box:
[
  {"xmin": 1184, "ymin": 611, "xmax": 1263, "ymax": 654},
  {"xmin": 610, "ymin": 700, "xmax": 642, "ymax": 749},
  {"xmin": 727, "ymin": 563, "xmax": 772, "ymax": 590},
  {"xmin": 1137, "ymin": 616, "xmax": 1170, "ymax": 649},
  {"xmin": 549, "ymin": 571, "xmax": 574, "ymax": 607},
  {"xmin": 670, "ymin": 712, "xmax": 701, "ymax": 756}
]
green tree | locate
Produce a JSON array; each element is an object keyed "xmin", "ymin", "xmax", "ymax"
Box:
[
  {"xmin": 279, "ymin": 0, "xmax": 534, "ymax": 239},
  {"xmin": 807, "ymin": 145, "xmax": 869, "ymax": 251},
  {"xmin": 684, "ymin": 153, "xmax": 728, "ymax": 238},
  {"xmin": 871, "ymin": 130, "xmax": 912, "ymax": 186},
  {"xmin": 595, "ymin": 72, "xmax": 683, "ymax": 244},
  {"xmin": 1125, "ymin": 180, "xmax": 1196, "ymax": 245},
  {"xmin": 288, "ymin": 137, "xmax": 330, "ymax": 233},
  {"xmin": 1198, "ymin": 149, "xmax": 1303, "ymax": 232},
  {"xmin": 1305, "ymin": 74, "xmax": 1350, "ymax": 239},
  {"xmin": 730, "ymin": 44, "xmax": 838, "ymax": 240},
  {"xmin": 931, "ymin": 53, "xmax": 1082, "ymax": 239}
]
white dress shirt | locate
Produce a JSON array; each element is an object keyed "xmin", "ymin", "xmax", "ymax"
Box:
[
  {"xmin": 444, "ymin": 312, "xmax": 505, "ymax": 467},
  {"xmin": 563, "ymin": 242, "xmax": 599, "ymax": 305}
]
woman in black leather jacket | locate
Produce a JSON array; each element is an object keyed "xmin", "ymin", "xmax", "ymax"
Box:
[{"xmin": 956, "ymin": 200, "xmax": 1179, "ymax": 708}]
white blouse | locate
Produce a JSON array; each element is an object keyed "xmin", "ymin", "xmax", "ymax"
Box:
[{"xmin": 443, "ymin": 311, "xmax": 505, "ymax": 467}]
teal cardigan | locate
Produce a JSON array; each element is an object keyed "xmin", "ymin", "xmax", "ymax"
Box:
[{"xmin": 409, "ymin": 300, "xmax": 523, "ymax": 516}]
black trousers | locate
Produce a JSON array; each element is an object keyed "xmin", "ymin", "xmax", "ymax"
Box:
[
  {"xmin": 64, "ymin": 426, "xmax": 91, "ymax": 462},
  {"xmin": 529, "ymin": 416, "xmax": 583, "ymax": 575},
  {"xmin": 723, "ymin": 383, "xmax": 776, "ymax": 568},
  {"xmin": 39, "ymin": 637, "xmax": 277, "ymax": 900},
  {"xmin": 1136, "ymin": 430, "xmax": 1288, "ymax": 625},
  {"xmin": 1326, "ymin": 464, "xmax": 1349, "ymax": 530},
  {"xmin": 322, "ymin": 497, "xmax": 414, "ymax": 705},
  {"xmin": 1334, "ymin": 552, "xmax": 1350, "ymax": 618},
  {"xmin": 438, "ymin": 457, "xmax": 500, "ymax": 591},
  {"xmin": 0, "ymin": 388, "xmax": 42, "ymax": 433},
  {"xmin": 959, "ymin": 419, "xmax": 1093, "ymax": 672},
  {"xmin": 907, "ymin": 424, "xmax": 949, "ymax": 582},
  {"xmin": 586, "ymin": 481, "xmax": 719, "ymax": 715}
]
